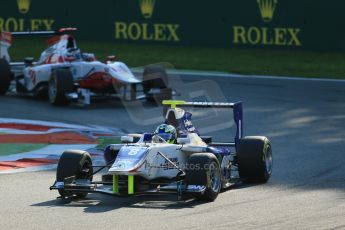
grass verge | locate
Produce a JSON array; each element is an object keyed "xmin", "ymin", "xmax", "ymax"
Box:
[
  {"xmin": 9, "ymin": 38, "xmax": 345, "ymax": 79},
  {"xmin": 96, "ymin": 137, "xmax": 120, "ymax": 149}
]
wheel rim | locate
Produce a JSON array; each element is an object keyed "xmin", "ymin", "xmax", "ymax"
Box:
[
  {"xmin": 209, "ymin": 162, "xmax": 221, "ymax": 193},
  {"xmin": 48, "ymin": 77, "xmax": 57, "ymax": 102},
  {"xmin": 264, "ymin": 145, "xmax": 273, "ymax": 175}
]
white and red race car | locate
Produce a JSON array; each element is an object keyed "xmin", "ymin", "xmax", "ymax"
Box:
[{"xmin": 0, "ymin": 28, "xmax": 171, "ymax": 105}]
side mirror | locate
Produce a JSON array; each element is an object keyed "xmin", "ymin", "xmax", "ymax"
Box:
[
  {"xmin": 121, "ymin": 136, "xmax": 134, "ymax": 143},
  {"xmin": 107, "ymin": 55, "xmax": 117, "ymax": 63},
  {"xmin": 177, "ymin": 138, "xmax": 190, "ymax": 144},
  {"xmin": 128, "ymin": 133, "xmax": 142, "ymax": 143},
  {"xmin": 24, "ymin": 57, "xmax": 34, "ymax": 66}
]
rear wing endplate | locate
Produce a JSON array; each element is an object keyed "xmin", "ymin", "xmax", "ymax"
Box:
[{"xmin": 0, "ymin": 31, "xmax": 12, "ymax": 61}]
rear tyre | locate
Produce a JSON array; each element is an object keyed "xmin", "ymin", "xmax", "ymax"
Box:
[
  {"xmin": 56, "ymin": 150, "xmax": 93, "ymax": 199},
  {"xmin": 0, "ymin": 58, "xmax": 12, "ymax": 95},
  {"xmin": 185, "ymin": 153, "xmax": 221, "ymax": 202},
  {"xmin": 143, "ymin": 65, "xmax": 171, "ymax": 103},
  {"xmin": 237, "ymin": 136, "xmax": 273, "ymax": 183},
  {"xmin": 48, "ymin": 69, "xmax": 74, "ymax": 106}
]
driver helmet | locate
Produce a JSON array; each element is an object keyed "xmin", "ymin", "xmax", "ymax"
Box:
[{"xmin": 154, "ymin": 124, "xmax": 176, "ymax": 144}]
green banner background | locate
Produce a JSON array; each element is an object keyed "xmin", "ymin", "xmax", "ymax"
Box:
[{"xmin": 0, "ymin": 0, "xmax": 344, "ymax": 51}]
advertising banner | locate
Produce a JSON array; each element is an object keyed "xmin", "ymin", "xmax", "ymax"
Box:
[{"xmin": 0, "ymin": 0, "xmax": 344, "ymax": 51}]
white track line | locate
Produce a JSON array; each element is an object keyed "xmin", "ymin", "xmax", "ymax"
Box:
[
  {"xmin": 132, "ymin": 69, "xmax": 345, "ymax": 83},
  {"xmin": 172, "ymin": 71, "xmax": 345, "ymax": 83}
]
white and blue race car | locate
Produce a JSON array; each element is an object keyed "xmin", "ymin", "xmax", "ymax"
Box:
[{"xmin": 50, "ymin": 100, "xmax": 273, "ymax": 201}]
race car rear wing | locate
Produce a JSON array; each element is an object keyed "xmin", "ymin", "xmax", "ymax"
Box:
[
  {"xmin": 10, "ymin": 28, "xmax": 77, "ymax": 36},
  {"xmin": 162, "ymin": 100, "xmax": 243, "ymax": 146},
  {"xmin": 0, "ymin": 28, "xmax": 77, "ymax": 62},
  {"xmin": 1, "ymin": 28, "xmax": 76, "ymax": 42}
]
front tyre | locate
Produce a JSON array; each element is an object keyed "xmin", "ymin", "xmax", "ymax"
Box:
[
  {"xmin": 185, "ymin": 153, "xmax": 221, "ymax": 202},
  {"xmin": 237, "ymin": 136, "xmax": 273, "ymax": 183},
  {"xmin": 56, "ymin": 150, "xmax": 93, "ymax": 199},
  {"xmin": 0, "ymin": 58, "xmax": 12, "ymax": 95},
  {"xmin": 48, "ymin": 69, "xmax": 74, "ymax": 106}
]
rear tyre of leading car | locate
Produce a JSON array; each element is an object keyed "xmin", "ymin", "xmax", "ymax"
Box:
[
  {"xmin": 48, "ymin": 69, "xmax": 75, "ymax": 106},
  {"xmin": 56, "ymin": 150, "xmax": 93, "ymax": 199},
  {"xmin": 0, "ymin": 58, "xmax": 12, "ymax": 95},
  {"xmin": 143, "ymin": 65, "xmax": 172, "ymax": 103},
  {"xmin": 237, "ymin": 136, "xmax": 273, "ymax": 183}
]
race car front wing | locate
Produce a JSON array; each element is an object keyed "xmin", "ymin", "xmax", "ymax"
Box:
[{"xmin": 50, "ymin": 176, "xmax": 206, "ymax": 200}]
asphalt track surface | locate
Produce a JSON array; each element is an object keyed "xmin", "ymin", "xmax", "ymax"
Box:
[{"xmin": 0, "ymin": 73, "xmax": 345, "ymax": 230}]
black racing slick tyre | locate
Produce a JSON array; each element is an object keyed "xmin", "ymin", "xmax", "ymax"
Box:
[
  {"xmin": 185, "ymin": 153, "xmax": 221, "ymax": 202},
  {"xmin": 237, "ymin": 136, "xmax": 273, "ymax": 183},
  {"xmin": 48, "ymin": 69, "xmax": 74, "ymax": 106},
  {"xmin": 56, "ymin": 150, "xmax": 93, "ymax": 199},
  {"xmin": 0, "ymin": 58, "xmax": 12, "ymax": 95},
  {"xmin": 142, "ymin": 65, "xmax": 171, "ymax": 102}
]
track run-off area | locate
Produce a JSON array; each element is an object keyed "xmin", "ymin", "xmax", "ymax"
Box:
[{"xmin": 0, "ymin": 72, "xmax": 344, "ymax": 230}]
